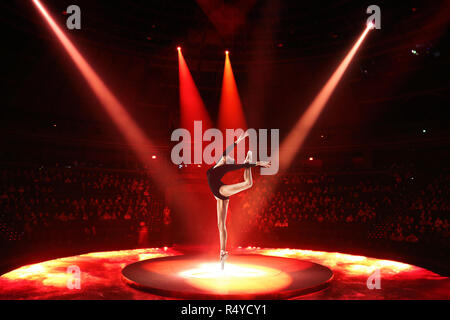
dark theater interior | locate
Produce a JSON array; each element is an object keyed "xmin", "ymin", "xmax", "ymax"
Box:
[{"xmin": 0, "ymin": 0, "xmax": 449, "ymax": 307}]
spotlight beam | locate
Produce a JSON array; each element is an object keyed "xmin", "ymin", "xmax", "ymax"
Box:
[
  {"xmin": 231, "ymin": 24, "xmax": 372, "ymax": 245},
  {"xmin": 32, "ymin": 0, "xmax": 148, "ymax": 158},
  {"xmin": 31, "ymin": 0, "xmax": 195, "ymax": 214},
  {"xmin": 218, "ymin": 52, "xmax": 247, "ymax": 132},
  {"xmin": 178, "ymin": 48, "xmax": 212, "ymax": 133},
  {"xmin": 280, "ymin": 24, "xmax": 372, "ymax": 169}
]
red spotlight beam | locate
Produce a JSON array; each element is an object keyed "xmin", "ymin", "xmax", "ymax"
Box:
[
  {"xmin": 178, "ymin": 48, "xmax": 212, "ymax": 133},
  {"xmin": 218, "ymin": 52, "xmax": 247, "ymax": 132},
  {"xmin": 280, "ymin": 24, "xmax": 372, "ymax": 170},
  {"xmin": 32, "ymin": 0, "xmax": 196, "ymax": 213},
  {"xmin": 231, "ymin": 24, "xmax": 372, "ymax": 246},
  {"xmin": 32, "ymin": 0, "xmax": 149, "ymax": 158}
]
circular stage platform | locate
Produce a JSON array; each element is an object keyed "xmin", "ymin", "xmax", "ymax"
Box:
[
  {"xmin": 1, "ymin": 247, "xmax": 448, "ymax": 299},
  {"xmin": 122, "ymin": 254, "xmax": 333, "ymax": 299}
]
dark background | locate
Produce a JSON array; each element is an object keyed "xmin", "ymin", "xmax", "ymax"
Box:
[
  {"xmin": 0, "ymin": 0, "xmax": 449, "ymax": 275},
  {"xmin": 1, "ymin": 0, "xmax": 449, "ymax": 164}
]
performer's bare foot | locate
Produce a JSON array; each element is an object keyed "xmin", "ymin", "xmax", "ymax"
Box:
[
  {"xmin": 220, "ymin": 250, "xmax": 228, "ymax": 270},
  {"xmin": 256, "ymin": 160, "xmax": 271, "ymax": 168},
  {"xmin": 245, "ymin": 151, "xmax": 271, "ymax": 168}
]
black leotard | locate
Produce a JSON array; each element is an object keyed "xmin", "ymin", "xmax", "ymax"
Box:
[{"xmin": 206, "ymin": 142, "xmax": 256, "ymax": 200}]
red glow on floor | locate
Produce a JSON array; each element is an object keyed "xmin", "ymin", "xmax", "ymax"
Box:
[
  {"xmin": 245, "ymin": 248, "xmax": 450, "ymax": 299},
  {"xmin": 0, "ymin": 248, "xmax": 179, "ymax": 299},
  {"xmin": 256, "ymin": 248, "xmax": 412, "ymax": 275},
  {"xmin": 1, "ymin": 247, "xmax": 448, "ymax": 299},
  {"xmin": 180, "ymin": 262, "xmax": 292, "ymax": 294}
]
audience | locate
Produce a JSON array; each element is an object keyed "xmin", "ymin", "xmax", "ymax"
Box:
[
  {"xmin": 235, "ymin": 168, "xmax": 449, "ymax": 246},
  {"xmin": 0, "ymin": 163, "xmax": 448, "ymax": 248},
  {"xmin": 0, "ymin": 166, "xmax": 165, "ymax": 243}
]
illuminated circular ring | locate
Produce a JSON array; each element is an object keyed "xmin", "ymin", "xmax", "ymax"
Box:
[{"xmin": 122, "ymin": 254, "xmax": 333, "ymax": 299}]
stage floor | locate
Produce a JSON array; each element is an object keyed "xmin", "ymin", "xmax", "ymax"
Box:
[
  {"xmin": 122, "ymin": 254, "xmax": 333, "ymax": 299},
  {"xmin": 0, "ymin": 246, "xmax": 448, "ymax": 299}
]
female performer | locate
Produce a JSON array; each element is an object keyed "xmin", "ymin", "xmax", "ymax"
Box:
[{"xmin": 206, "ymin": 132, "xmax": 271, "ymax": 269}]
